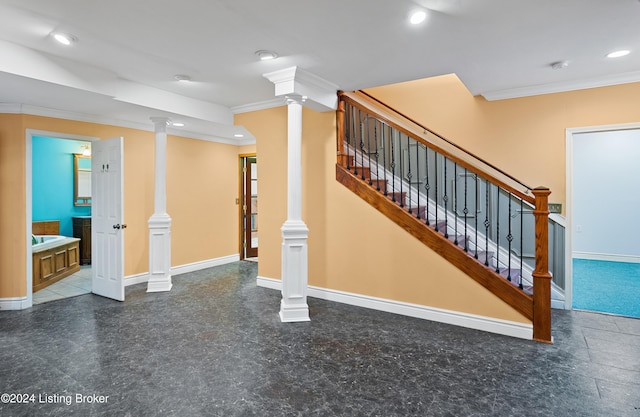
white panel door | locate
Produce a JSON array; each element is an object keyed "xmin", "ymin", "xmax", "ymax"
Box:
[{"xmin": 92, "ymin": 137, "xmax": 125, "ymax": 301}]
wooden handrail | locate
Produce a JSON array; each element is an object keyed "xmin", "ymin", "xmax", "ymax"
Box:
[{"xmin": 340, "ymin": 91, "xmax": 536, "ymax": 205}]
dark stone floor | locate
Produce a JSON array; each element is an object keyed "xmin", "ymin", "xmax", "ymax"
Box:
[{"xmin": 1, "ymin": 261, "xmax": 639, "ymax": 416}]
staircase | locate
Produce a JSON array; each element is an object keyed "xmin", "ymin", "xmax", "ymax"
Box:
[{"xmin": 335, "ymin": 91, "xmax": 554, "ymax": 343}]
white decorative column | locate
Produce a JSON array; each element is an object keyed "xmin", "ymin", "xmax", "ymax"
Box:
[
  {"xmin": 263, "ymin": 66, "xmax": 339, "ymax": 323},
  {"xmin": 279, "ymin": 95, "xmax": 310, "ymax": 322},
  {"xmin": 147, "ymin": 117, "xmax": 172, "ymax": 292}
]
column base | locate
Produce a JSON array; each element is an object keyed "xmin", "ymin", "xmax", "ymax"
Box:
[
  {"xmin": 280, "ymin": 219, "xmax": 310, "ymax": 322},
  {"xmin": 147, "ymin": 213, "xmax": 172, "ymax": 293},
  {"xmin": 279, "ymin": 298, "xmax": 310, "ymax": 322},
  {"xmin": 147, "ymin": 276, "xmax": 173, "ymax": 293}
]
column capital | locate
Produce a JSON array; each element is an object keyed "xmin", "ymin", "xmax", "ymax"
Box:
[
  {"xmin": 285, "ymin": 94, "xmax": 307, "ymax": 106},
  {"xmin": 150, "ymin": 117, "xmax": 171, "ymax": 132},
  {"xmin": 263, "ymin": 66, "xmax": 338, "ymax": 111}
]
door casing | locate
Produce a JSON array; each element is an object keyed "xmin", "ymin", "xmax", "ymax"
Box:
[
  {"xmin": 25, "ymin": 130, "xmax": 100, "ymax": 308},
  {"xmin": 239, "ymin": 154, "xmax": 258, "ymax": 259}
]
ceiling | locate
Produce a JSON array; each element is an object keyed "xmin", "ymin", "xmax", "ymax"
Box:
[{"xmin": 1, "ymin": 0, "xmax": 639, "ymax": 143}]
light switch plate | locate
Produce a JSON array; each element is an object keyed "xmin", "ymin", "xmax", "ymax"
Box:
[{"xmin": 548, "ymin": 203, "xmax": 562, "ymax": 214}]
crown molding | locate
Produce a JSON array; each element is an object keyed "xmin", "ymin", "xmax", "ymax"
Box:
[
  {"xmin": 481, "ymin": 70, "xmax": 640, "ymax": 101},
  {"xmin": 0, "ymin": 103, "xmax": 24, "ymax": 113},
  {"xmin": 230, "ymin": 98, "xmax": 285, "ymax": 114}
]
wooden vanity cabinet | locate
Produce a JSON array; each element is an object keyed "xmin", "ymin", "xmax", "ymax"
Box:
[{"xmin": 72, "ymin": 216, "xmax": 91, "ymax": 265}]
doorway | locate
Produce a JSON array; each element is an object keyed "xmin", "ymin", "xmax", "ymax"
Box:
[
  {"xmin": 240, "ymin": 155, "xmax": 258, "ymax": 260},
  {"xmin": 566, "ymin": 123, "xmax": 640, "ymax": 316},
  {"xmin": 26, "ymin": 130, "xmax": 126, "ymax": 306},
  {"xmin": 27, "ymin": 130, "xmax": 98, "ymax": 307}
]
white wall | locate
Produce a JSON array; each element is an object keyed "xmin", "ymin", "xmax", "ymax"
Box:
[{"xmin": 572, "ymin": 128, "xmax": 640, "ymax": 261}]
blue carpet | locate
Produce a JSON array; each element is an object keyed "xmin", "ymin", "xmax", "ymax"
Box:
[{"xmin": 572, "ymin": 258, "xmax": 640, "ymax": 318}]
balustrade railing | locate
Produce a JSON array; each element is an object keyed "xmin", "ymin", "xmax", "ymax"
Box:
[{"xmin": 337, "ymin": 91, "xmax": 556, "ymax": 342}]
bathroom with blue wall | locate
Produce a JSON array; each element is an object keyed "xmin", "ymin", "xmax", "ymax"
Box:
[{"xmin": 32, "ymin": 136, "xmax": 91, "ymax": 237}]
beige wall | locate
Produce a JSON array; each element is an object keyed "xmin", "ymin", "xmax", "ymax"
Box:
[
  {"xmin": 0, "ymin": 113, "xmax": 251, "ymax": 298},
  {"xmin": 236, "ymin": 108, "xmax": 287, "ymax": 276},
  {"xmin": 0, "ymin": 114, "xmax": 26, "ymax": 297},
  {"xmin": 238, "ymin": 106, "xmax": 529, "ymax": 324},
  {"xmin": 365, "ymin": 75, "xmax": 640, "ymax": 212}
]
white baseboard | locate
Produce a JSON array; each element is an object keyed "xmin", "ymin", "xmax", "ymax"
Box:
[
  {"xmin": 0, "ymin": 297, "xmax": 31, "ymax": 311},
  {"xmin": 573, "ymin": 252, "xmax": 640, "ymax": 263},
  {"xmin": 256, "ymin": 276, "xmax": 533, "ymax": 340},
  {"xmin": 173, "ymin": 254, "xmax": 240, "ymax": 276},
  {"xmin": 124, "ymin": 254, "xmax": 240, "ymax": 287},
  {"xmin": 257, "ymin": 276, "xmax": 282, "ymax": 291},
  {"xmin": 124, "ymin": 272, "xmax": 150, "ymax": 287}
]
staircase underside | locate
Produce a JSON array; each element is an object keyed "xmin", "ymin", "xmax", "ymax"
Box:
[{"xmin": 336, "ymin": 163, "xmax": 534, "ymax": 322}]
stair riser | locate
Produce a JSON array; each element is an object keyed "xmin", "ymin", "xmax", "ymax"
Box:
[{"xmin": 338, "ymin": 154, "xmax": 355, "ymax": 167}]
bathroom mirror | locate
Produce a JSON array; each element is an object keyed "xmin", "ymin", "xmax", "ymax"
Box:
[{"xmin": 74, "ymin": 154, "xmax": 91, "ymax": 206}]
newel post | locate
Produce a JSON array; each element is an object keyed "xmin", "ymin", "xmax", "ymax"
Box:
[
  {"xmin": 336, "ymin": 92, "xmax": 345, "ymax": 157},
  {"xmin": 532, "ymin": 187, "xmax": 552, "ymax": 343}
]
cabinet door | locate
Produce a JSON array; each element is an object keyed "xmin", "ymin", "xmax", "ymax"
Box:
[{"xmin": 54, "ymin": 249, "xmax": 67, "ymax": 273}]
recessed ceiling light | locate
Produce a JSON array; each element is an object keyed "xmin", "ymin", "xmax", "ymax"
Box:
[
  {"xmin": 171, "ymin": 122, "xmax": 185, "ymax": 127},
  {"xmin": 550, "ymin": 60, "xmax": 569, "ymax": 70},
  {"xmin": 606, "ymin": 50, "xmax": 630, "ymax": 58},
  {"xmin": 234, "ymin": 133, "xmax": 244, "ymax": 138},
  {"xmin": 255, "ymin": 50, "xmax": 278, "ymax": 61},
  {"xmin": 409, "ymin": 10, "xmax": 427, "ymax": 25},
  {"xmin": 174, "ymin": 74, "xmax": 192, "ymax": 82},
  {"xmin": 52, "ymin": 32, "xmax": 77, "ymax": 46}
]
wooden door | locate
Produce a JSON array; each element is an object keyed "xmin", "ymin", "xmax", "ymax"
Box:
[{"xmin": 243, "ymin": 157, "xmax": 258, "ymax": 258}]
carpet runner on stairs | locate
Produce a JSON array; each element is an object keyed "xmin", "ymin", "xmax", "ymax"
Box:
[{"xmin": 343, "ymin": 161, "xmax": 533, "ymax": 296}]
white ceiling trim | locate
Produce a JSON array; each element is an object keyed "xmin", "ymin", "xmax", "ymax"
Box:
[
  {"xmin": 231, "ymin": 98, "xmax": 286, "ymax": 114},
  {"xmin": 0, "ymin": 40, "xmax": 234, "ymax": 126},
  {"xmin": 482, "ymin": 71, "xmax": 640, "ymax": 101},
  {"xmin": 1, "ymin": 102, "xmax": 254, "ymax": 146}
]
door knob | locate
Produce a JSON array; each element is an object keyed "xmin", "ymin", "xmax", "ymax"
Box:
[{"xmin": 113, "ymin": 224, "xmax": 121, "ymax": 229}]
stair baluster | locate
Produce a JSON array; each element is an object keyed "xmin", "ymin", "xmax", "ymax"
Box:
[
  {"xmin": 484, "ymin": 178, "xmax": 490, "ymax": 267},
  {"xmin": 454, "ymin": 163, "xmax": 459, "ymax": 245},
  {"xmin": 390, "ymin": 127, "xmax": 397, "ymax": 202},
  {"xmin": 424, "ymin": 147, "xmax": 431, "ymax": 225},
  {"xmin": 496, "ymin": 186, "xmax": 501, "ymax": 273},
  {"xmin": 443, "ymin": 158, "xmax": 449, "ymax": 238},
  {"xmin": 416, "ymin": 143, "xmax": 421, "ymax": 219},
  {"xmin": 474, "ymin": 174, "xmax": 479, "ymax": 260},
  {"xmin": 374, "ymin": 120, "xmax": 380, "ymax": 190},
  {"xmin": 520, "ymin": 198, "xmax": 524, "ymax": 290},
  {"xmin": 406, "ymin": 134, "xmax": 412, "ymax": 214},
  {"xmin": 366, "ymin": 114, "xmax": 373, "ymax": 185},
  {"xmin": 434, "ymin": 153, "xmax": 439, "ymax": 232},
  {"xmin": 464, "ymin": 167, "xmax": 469, "ymax": 252},
  {"xmin": 507, "ymin": 193, "xmax": 513, "ymax": 282}
]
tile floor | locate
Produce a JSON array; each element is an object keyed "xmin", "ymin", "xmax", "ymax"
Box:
[
  {"xmin": 2, "ymin": 261, "xmax": 639, "ymax": 416},
  {"xmin": 32, "ymin": 266, "xmax": 92, "ymax": 305}
]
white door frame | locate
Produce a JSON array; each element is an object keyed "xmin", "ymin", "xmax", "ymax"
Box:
[
  {"xmin": 565, "ymin": 121, "xmax": 640, "ymax": 310},
  {"xmin": 25, "ymin": 129, "xmax": 99, "ymax": 308}
]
